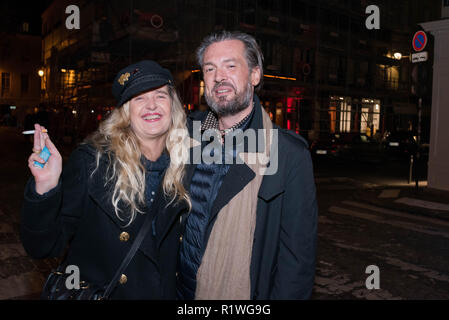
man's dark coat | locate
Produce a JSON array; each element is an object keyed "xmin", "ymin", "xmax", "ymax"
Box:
[{"xmin": 169, "ymin": 95, "xmax": 318, "ymax": 299}]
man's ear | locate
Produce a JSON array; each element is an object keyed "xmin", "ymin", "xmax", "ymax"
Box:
[{"xmin": 251, "ymin": 66, "xmax": 261, "ymax": 87}]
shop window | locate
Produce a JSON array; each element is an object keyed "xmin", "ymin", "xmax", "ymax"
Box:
[
  {"xmin": 360, "ymin": 100, "xmax": 381, "ymax": 136},
  {"xmin": 360, "ymin": 107, "xmax": 369, "ymax": 133},
  {"xmin": 22, "ymin": 22, "xmax": 29, "ymax": 33},
  {"xmin": 340, "ymin": 102, "xmax": 351, "ymax": 132}
]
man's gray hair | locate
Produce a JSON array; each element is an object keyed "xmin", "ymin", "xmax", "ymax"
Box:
[{"xmin": 196, "ymin": 30, "xmax": 264, "ymax": 91}]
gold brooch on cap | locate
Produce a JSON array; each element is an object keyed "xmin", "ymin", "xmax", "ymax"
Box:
[{"xmin": 118, "ymin": 72, "xmax": 130, "ymax": 85}]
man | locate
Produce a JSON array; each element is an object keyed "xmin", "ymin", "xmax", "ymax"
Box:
[{"xmin": 176, "ymin": 30, "xmax": 318, "ymax": 300}]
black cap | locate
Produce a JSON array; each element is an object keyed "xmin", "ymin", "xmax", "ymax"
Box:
[{"xmin": 112, "ymin": 60, "xmax": 174, "ymax": 107}]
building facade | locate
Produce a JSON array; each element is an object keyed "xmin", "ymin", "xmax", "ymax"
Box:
[
  {"xmin": 0, "ymin": 31, "xmax": 42, "ymax": 129},
  {"xmin": 173, "ymin": 0, "xmax": 440, "ymax": 142},
  {"xmin": 40, "ymin": 0, "xmax": 181, "ymax": 141},
  {"xmin": 39, "ymin": 0, "xmax": 440, "ymax": 143},
  {"xmin": 421, "ymin": 1, "xmax": 449, "ymax": 191}
]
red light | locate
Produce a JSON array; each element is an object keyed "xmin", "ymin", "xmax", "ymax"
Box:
[
  {"xmin": 287, "ymin": 120, "xmax": 291, "ymax": 130},
  {"xmin": 287, "ymin": 98, "xmax": 293, "ymax": 114},
  {"xmin": 293, "ymin": 87, "xmax": 303, "ymax": 98}
]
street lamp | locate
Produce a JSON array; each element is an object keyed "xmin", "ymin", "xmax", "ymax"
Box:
[
  {"xmin": 38, "ymin": 69, "xmax": 44, "ymax": 77},
  {"xmin": 393, "ymin": 52, "xmax": 410, "ymax": 60}
]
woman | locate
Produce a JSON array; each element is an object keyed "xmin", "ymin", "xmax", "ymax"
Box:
[{"xmin": 20, "ymin": 60, "xmax": 191, "ymax": 299}]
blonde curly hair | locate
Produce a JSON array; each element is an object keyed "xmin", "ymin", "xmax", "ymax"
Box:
[{"xmin": 86, "ymin": 85, "xmax": 191, "ymax": 226}]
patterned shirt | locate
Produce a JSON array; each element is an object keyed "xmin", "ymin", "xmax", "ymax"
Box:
[{"xmin": 201, "ymin": 108, "xmax": 255, "ymax": 138}]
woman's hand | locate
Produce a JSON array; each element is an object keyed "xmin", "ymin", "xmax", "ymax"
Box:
[{"xmin": 27, "ymin": 123, "xmax": 63, "ymax": 195}]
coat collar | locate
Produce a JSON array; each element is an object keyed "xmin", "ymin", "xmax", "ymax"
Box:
[
  {"xmin": 156, "ymin": 95, "xmax": 285, "ymax": 247},
  {"xmin": 86, "ymin": 149, "xmax": 140, "ymax": 228},
  {"xmin": 184, "ymin": 95, "xmax": 283, "ymax": 227},
  {"xmin": 188, "ymin": 95, "xmax": 264, "ymax": 132}
]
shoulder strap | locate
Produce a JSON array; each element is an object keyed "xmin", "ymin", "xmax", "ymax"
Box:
[{"xmin": 102, "ymin": 211, "xmax": 154, "ymax": 299}]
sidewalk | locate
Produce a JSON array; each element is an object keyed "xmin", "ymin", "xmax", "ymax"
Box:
[{"xmin": 353, "ymin": 184, "xmax": 449, "ymax": 221}]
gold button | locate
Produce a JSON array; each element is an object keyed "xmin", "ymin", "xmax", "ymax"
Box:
[
  {"xmin": 119, "ymin": 232, "xmax": 130, "ymax": 242},
  {"xmin": 119, "ymin": 274, "xmax": 127, "ymax": 284},
  {"xmin": 179, "ymin": 235, "xmax": 183, "ymax": 242}
]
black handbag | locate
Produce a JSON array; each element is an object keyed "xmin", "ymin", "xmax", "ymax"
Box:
[
  {"xmin": 41, "ymin": 212, "xmax": 153, "ymax": 300},
  {"xmin": 41, "ymin": 266, "xmax": 106, "ymax": 300}
]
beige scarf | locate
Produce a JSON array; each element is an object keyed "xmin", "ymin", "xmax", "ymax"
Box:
[{"xmin": 195, "ymin": 107, "xmax": 273, "ymax": 300}]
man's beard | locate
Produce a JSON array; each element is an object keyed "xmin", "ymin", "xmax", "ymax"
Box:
[{"xmin": 205, "ymin": 81, "xmax": 253, "ymax": 117}]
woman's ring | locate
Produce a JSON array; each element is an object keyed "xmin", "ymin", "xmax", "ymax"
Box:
[{"xmin": 32, "ymin": 148, "xmax": 41, "ymax": 154}]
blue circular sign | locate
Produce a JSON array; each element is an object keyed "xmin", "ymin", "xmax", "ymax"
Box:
[{"xmin": 412, "ymin": 31, "xmax": 427, "ymax": 52}]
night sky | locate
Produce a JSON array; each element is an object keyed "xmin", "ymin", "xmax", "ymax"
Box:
[{"xmin": 0, "ymin": 1, "xmax": 53, "ymax": 35}]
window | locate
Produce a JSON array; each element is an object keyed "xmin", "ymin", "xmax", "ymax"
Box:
[
  {"xmin": 22, "ymin": 22, "xmax": 29, "ymax": 33},
  {"xmin": 339, "ymin": 102, "xmax": 351, "ymax": 132},
  {"xmin": 444, "ymin": 0, "xmax": 449, "ymax": 7},
  {"xmin": 1, "ymin": 72, "xmax": 10, "ymax": 96},
  {"xmin": 21, "ymin": 74, "xmax": 29, "ymax": 94}
]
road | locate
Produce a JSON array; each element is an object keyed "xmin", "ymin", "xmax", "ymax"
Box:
[
  {"xmin": 311, "ymin": 173, "xmax": 449, "ymax": 299},
  {"xmin": 0, "ymin": 126, "xmax": 448, "ymax": 299},
  {"xmin": 311, "ymin": 156, "xmax": 448, "ymax": 299}
]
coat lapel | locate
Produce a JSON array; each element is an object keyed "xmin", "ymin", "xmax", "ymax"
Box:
[
  {"xmin": 207, "ymin": 163, "xmax": 255, "ymax": 228},
  {"xmin": 86, "ymin": 152, "xmax": 160, "ymax": 264},
  {"xmin": 87, "ymin": 156, "xmax": 127, "ymax": 227},
  {"xmin": 153, "ymin": 102, "xmax": 282, "ymax": 250},
  {"xmin": 207, "ymin": 96, "xmax": 263, "ymax": 225}
]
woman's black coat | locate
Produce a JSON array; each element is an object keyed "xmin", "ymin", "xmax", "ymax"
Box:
[{"xmin": 20, "ymin": 144, "xmax": 187, "ymax": 299}]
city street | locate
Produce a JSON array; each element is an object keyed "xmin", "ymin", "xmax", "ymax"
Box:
[
  {"xmin": 311, "ymin": 174, "xmax": 449, "ymax": 299},
  {"xmin": 0, "ymin": 126, "xmax": 448, "ymax": 300}
]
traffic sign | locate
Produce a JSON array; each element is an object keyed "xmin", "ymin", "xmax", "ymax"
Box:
[
  {"xmin": 411, "ymin": 51, "xmax": 428, "ymax": 63},
  {"xmin": 412, "ymin": 31, "xmax": 427, "ymax": 52}
]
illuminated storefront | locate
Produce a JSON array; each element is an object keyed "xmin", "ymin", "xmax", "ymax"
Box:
[{"xmin": 328, "ymin": 96, "xmax": 381, "ymax": 136}]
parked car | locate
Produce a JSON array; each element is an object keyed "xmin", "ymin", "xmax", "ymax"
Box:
[
  {"xmin": 339, "ymin": 133, "xmax": 387, "ymax": 163},
  {"xmin": 382, "ymin": 131, "xmax": 418, "ymax": 160},
  {"xmin": 310, "ymin": 133, "xmax": 343, "ymax": 160}
]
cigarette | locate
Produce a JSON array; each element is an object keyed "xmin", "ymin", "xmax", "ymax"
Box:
[{"xmin": 22, "ymin": 129, "xmax": 48, "ymax": 135}]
